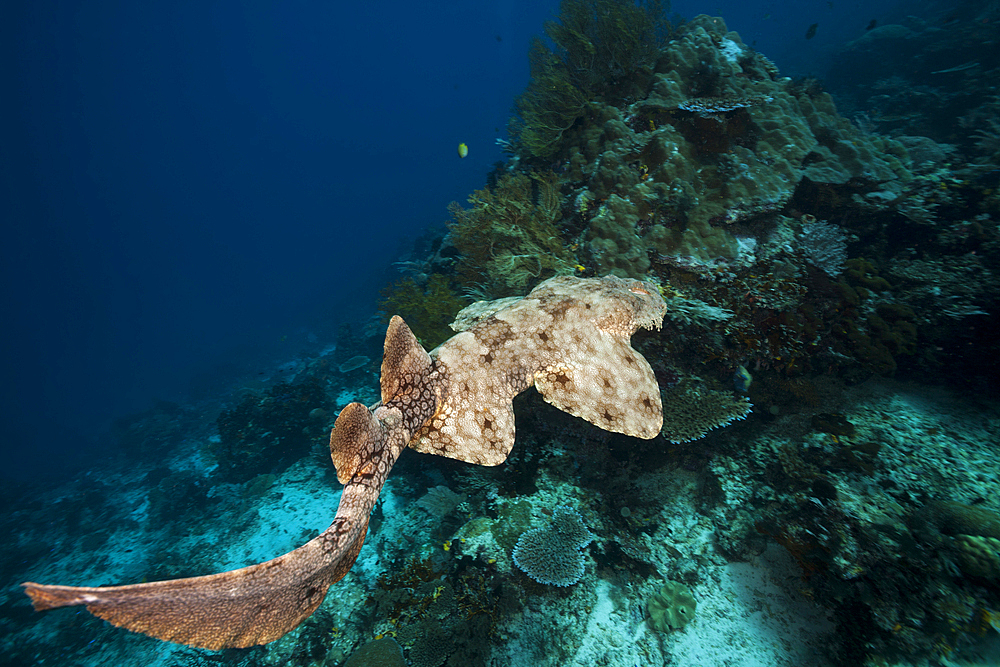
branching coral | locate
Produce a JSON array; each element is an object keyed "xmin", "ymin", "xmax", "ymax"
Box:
[
  {"xmin": 512, "ymin": 0, "xmax": 672, "ymax": 159},
  {"xmin": 448, "ymin": 172, "xmax": 576, "ymax": 296},
  {"xmin": 512, "ymin": 39, "xmax": 590, "ymax": 160},
  {"xmin": 545, "ymin": 0, "xmax": 671, "ymax": 97}
]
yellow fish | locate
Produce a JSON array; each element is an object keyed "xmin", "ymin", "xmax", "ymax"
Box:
[{"xmin": 457, "ymin": 143, "xmax": 468, "ymax": 158}]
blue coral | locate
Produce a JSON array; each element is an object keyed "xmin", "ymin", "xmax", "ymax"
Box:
[{"xmin": 512, "ymin": 506, "xmax": 594, "ymax": 586}]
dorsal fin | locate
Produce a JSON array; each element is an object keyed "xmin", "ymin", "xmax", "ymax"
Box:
[
  {"xmin": 380, "ymin": 315, "xmax": 432, "ymax": 405},
  {"xmin": 329, "ymin": 402, "xmax": 383, "ymax": 485},
  {"xmin": 331, "ymin": 316, "xmax": 434, "ymax": 484}
]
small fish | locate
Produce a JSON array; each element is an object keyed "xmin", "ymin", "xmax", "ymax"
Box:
[
  {"xmin": 930, "ymin": 61, "xmax": 979, "ymax": 74},
  {"xmin": 806, "ymin": 23, "xmax": 819, "ymax": 39},
  {"xmin": 457, "ymin": 143, "xmax": 468, "ymax": 158},
  {"xmin": 734, "ymin": 365, "xmax": 753, "ymax": 393},
  {"xmin": 866, "ymin": 19, "xmax": 877, "ymax": 31}
]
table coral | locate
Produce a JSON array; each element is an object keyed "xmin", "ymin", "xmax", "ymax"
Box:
[
  {"xmin": 512, "ymin": 507, "xmax": 594, "ymax": 586},
  {"xmin": 659, "ymin": 376, "xmax": 752, "ymax": 444}
]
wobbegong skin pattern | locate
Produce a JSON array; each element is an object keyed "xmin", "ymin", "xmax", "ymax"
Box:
[{"xmin": 22, "ymin": 275, "xmax": 667, "ymax": 650}]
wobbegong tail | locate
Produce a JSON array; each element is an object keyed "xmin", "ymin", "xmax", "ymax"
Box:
[
  {"xmin": 22, "ymin": 396, "xmax": 403, "ymax": 649},
  {"xmin": 21, "ymin": 316, "xmax": 435, "ymax": 649},
  {"xmin": 22, "ymin": 509, "xmax": 368, "ymax": 649}
]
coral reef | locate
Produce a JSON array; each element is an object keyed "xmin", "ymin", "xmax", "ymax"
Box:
[
  {"xmin": 556, "ymin": 14, "xmax": 911, "ymax": 281},
  {"xmin": 395, "ymin": 8, "xmax": 996, "ymax": 407},
  {"xmin": 10, "ymin": 4, "xmax": 1000, "ymax": 667}
]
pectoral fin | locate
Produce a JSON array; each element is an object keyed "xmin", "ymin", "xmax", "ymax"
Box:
[
  {"xmin": 409, "ymin": 331, "xmax": 520, "ymax": 466},
  {"xmin": 533, "ymin": 333, "xmax": 662, "ymax": 439}
]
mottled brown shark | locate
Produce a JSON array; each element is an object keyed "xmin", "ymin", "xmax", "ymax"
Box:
[{"xmin": 22, "ymin": 274, "xmax": 666, "ymax": 649}]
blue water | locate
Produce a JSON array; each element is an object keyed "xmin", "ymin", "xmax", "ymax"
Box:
[{"xmin": 3, "ymin": 2, "xmax": 549, "ymax": 478}]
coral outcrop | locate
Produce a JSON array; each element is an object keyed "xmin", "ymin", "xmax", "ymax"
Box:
[
  {"xmin": 542, "ymin": 15, "xmax": 911, "ymax": 279},
  {"xmin": 212, "ymin": 378, "xmax": 329, "ymax": 482}
]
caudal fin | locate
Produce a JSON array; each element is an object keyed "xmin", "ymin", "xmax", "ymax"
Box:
[{"xmin": 20, "ymin": 518, "xmax": 367, "ymax": 649}]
